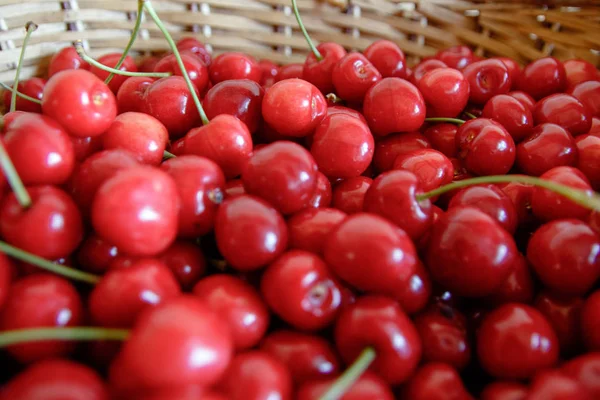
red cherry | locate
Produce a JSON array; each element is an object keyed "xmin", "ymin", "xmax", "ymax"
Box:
[
  {"xmin": 137, "ymin": 56, "xmax": 160, "ymax": 73},
  {"xmin": 576, "ymin": 134, "xmax": 600, "ymax": 190},
  {"xmin": 327, "ymin": 105, "xmax": 368, "ymax": 124},
  {"xmin": 0, "ymin": 359, "xmax": 109, "ymax": 400},
  {"xmin": 418, "ymin": 68, "xmax": 470, "ymax": 118},
  {"xmin": 115, "ymin": 76, "xmax": 153, "ymax": 114},
  {"xmin": 477, "ymin": 303, "xmax": 559, "ymax": 379},
  {"xmin": 363, "ymin": 78, "xmax": 426, "ymax": 136},
  {"xmin": 309, "ymin": 171, "xmax": 332, "ymax": 208},
  {"xmin": 516, "ymin": 123, "xmax": 577, "ymax": 176},
  {"xmin": 518, "ymin": 57, "xmax": 567, "ymax": 100},
  {"xmin": 435, "ymin": 45, "xmax": 474, "ymax": 70},
  {"xmin": 276, "ymin": 63, "xmax": 303, "ymax": 82},
  {"xmin": 526, "ymin": 370, "xmax": 592, "ymax": 400},
  {"xmin": 303, "ymin": 42, "xmax": 346, "ymax": 94},
  {"xmin": 2, "ymin": 78, "xmax": 45, "ymax": 113},
  {"xmin": 400, "ymin": 362, "xmax": 474, "ymax": 400},
  {"xmin": 102, "ymin": 112, "xmax": 168, "ymax": 166},
  {"xmin": 215, "ymin": 194, "xmax": 288, "ymax": 271},
  {"xmin": 48, "ymin": 46, "xmax": 89, "ymax": 77},
  {"xmin": 324, "ymin": 213, "xmax": 418, "ymax": 298},
  {"xmin": 334, "ymin": 295, "xmax": 421, "ymax": 384},
  {"xmin": 423, "ymin": 123, "xmax": 458, "ymax": 158},
  {"xmin": 259, "ymin": 59, "xmax": 280, "ymax": 86},
  {"xmin": 564, "ymin": 59, "xmax": 600, "ymax": 88},
  {"xmin": 157, "ymin": 241, "xmax": 205, "ymax": 290},
  {"xmin": 42, "ymin": 69, "xmax": 116, "ymax": 137},
  {"xmin": 426, "ymin": 206, "xmax": 517, "ymax": 297},
  {"xmin": 262, "ymin": 79, "xmax": 327, "ymax": 138},
  {"xmin": 363, "ymin": 39, "xmax": 406, "ymax": 79},
  {"xmin": 332, "ymin": 52, "xmax": 381, "ymax": 103},
  {"xmin": 287, "ymin": 208, "xmax": 347, "ymax": 255},
  {"xmin": 0, "ymin": 253, "xmax": 13, "ymax": 311},
  {"xmin": 76, "ymin": 233, "xmax": 119, "ymax": 275},
  {"xmin": 110, "ymin": 295, "xmax": 233, "ymax": 390},
  {"xmin": 480, "ymin": 381, "xmax": 528, "ymax": 400},
  {"xmin": 531, "ymin": 166, "xmax": 593, "ymax": 221},
  {"xmin": 224, "ymin": 178, "xmax": 246, "ymax": 198},
  {"xmin": 534, "ymin": 93, "xmax": 592, "ymax": 136},
  {"xmin": 0, "ymin": 186, "xmax": 83, "ymax": 260},
  {"xmin": 534, "ymin": 291, "xmax": 584, "ymax": 355},
  {"xmin": 568, "ymin": 80, "xmax": 600, "ymax": 118},
  {"xmin": 395, "ymin": 260, "xmax": 432, "ymax": 315},
  {"xmin": 296, "ymin": 372, "xmax": 393, "ymax": 400},
  {"xmin": 260, "ymin": 330, "xmax": 340, "ymax": 385},
  {"xmin": 485, "ymin": 253, "xmax": 534, "ymax": 306},
  {"xmin": 261, "ymin": 250, "xmax": 345, "ymax": 331},
  {"xmin": 209, "ymin": 52, "xmax": 262, "ymax": 84},
  {"xmin": 154, "ymin": 53, "xmax": 209, "ymax": 93},
  {"xmin": 482, "ymin": 94, "xmax": 534, "ymax": 142},
  {"xmin": 0, "ymin": 274, "xmax": 83, "ymax": 363},
  {"xmin": 217, "ymin": 351, "xmax": 292, "ymax": 400},
  {"xmin": 203, "ymin": 79, "xmax": 264, "ymax": 134},
  {"xmin": 161, "ymin": 155, "xmax": 225, "ymax": 238},
  {"xmin": 494, "ymin": 57, "xmax": 521, "ymax": 87},
  {"xmin": 497, "ymin": 182, "xmax": 534, "ymax": 226},
  {"xmin": 393, "ymin": 148, "xmax": 454, "ymax": 193},
  {"xmin": 410, "ymin": 59, "xmax": 448, "ymax": 87},
  {"xmin": 91, "ymin": 166, "xmax": 179, "ymax": 257},
  {"xmin": 331, "ymin": 177, "xmax": 372, "ymax": 214},
  {"xmin": 508, "ymin": 90, "xmax": 537, "ymax": 112},
  {"xmin": 89, "ymin": 53, "xmax": 137, "ymax": 94},
  {"xmin": 89, "ymin": 259, "xmax": 181, "ymax": 328},
  {"xmin": 581, "ymin": 290, "xmax": 600, "ymax": 351},
  {"xmin": 71, "ymin": 135, "xmax": 103, "ymax": 162},
  {"xmin": 561, "ymin": 353, "xmax": 600, "ymax": 398},
  {"xmin": 3, "ymin": 112, "xmax": 75, "ymax": 185},
  {"xmin": 462, "ymin": 59, "xmax": 511, "ymax": 105},
  {"xmin": 373, "ymin": 131, "xmax": 431, "ymax": 172},
  {"xmin": 456, "ymin": 118, "xmax": 516, "ymax": 175},
  {"xmin": 176, "ymin": 37, "xmax": 212, "ymax": 67}
]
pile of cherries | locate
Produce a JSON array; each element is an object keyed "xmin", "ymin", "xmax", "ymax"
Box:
[{"xmin": 1, "ymin": 0, "xmax": 600, "ymax": 399}]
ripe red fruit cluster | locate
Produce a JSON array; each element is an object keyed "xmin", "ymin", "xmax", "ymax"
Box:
[{"xmin": 1, "ymin": 2, "xmax": 600, "ymax": 398}]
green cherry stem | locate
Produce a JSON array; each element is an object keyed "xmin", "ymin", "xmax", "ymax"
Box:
[
  {"xmin": 142, "ymin": 0, "xmax": 210, "ymax": 126},
  {"xmin": 291, "ymin": 0, "xmax": 322, "ymax": 61},
  {"xmin": 424, "ymin": 117, "xmax": 466, "ymax": 126},
  {"xmin": 416, "ymin": 175, "xmax": 600, "ymax": 212},
  {"xmin": 73, "ymin": 41, "xmax": 170, "ymax": 78},
  {"xmin": 10, "ymin": 21, "xmax": 38, "ymax": 113},
  {"xmin": 105, "ymin": 0, "xmax": 145, "ymax": 85},
  {"xmin": 464, "ymin": 112, "xmax": 477, "ymax": 119},
  {"xmin": 0, "ymin": 82, "xmax": 42, "ymax": 104},
  {"xmin": 163, "ymin": 150, "xmax": 176, "ymax": 159},
  {"xmin": 0, "ymin": 327, "xmax": 129, "ymax": 348},
  {"xmin": 319, "ymin": 347, "xmax": 376, "ymax": 400},
  {"xmin": 0, "ymin": 241, "xmax": 101, "ymax": 284},
  {"xmin": 0, "ymin": 141, "xmax": 32, "ymax": 208}
]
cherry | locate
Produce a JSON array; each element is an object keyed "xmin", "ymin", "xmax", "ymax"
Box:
[
  {"xmin": 331, "ymin": 52, "xmax": 381, "ymax": 103},
  {"xmin": 462, "ymin": 59, "xmax": 511, "ymax": 104},
  {"xmin": 0, "ymin": 186, "xmax": 83, "ymax": 260},
  {"xmin": 508, "ymin": 90, "xmax": 537, "ymax": 112},
  {"xmin": 435, "ymin": 45, "xmax": 474, "ymax": 70},
  {"xmin": 581, "ymin": 290, "xmax": 600, "ymax": 351},
  {"xmin": 363, "ymin": 78, "xmax": 426, "ymax": 136},
  {"xmin": 157, "ymin": 241, "xmax": 206, "ymax": 290},
  {"xmin": 276, "ymin": 63, "xmax": 303, "ymax": 81},
  {"xmin": 456, "ymin": 118, "xmax": 516, "ymax": 176},
  {"xmin": 534, "ymin": 291, "xmax": 584, "ymax": 355},
  {"xmin": 363, "ymin": 39, "xmax": 406, "ymax": 79},
  {"xmin": 209, "ymin": 52, "xmax": 262, "ymax": 84},
  {"xmin": 71, "ymin": 135, "xmax": 103, "ymax": 162},
  {"xmin": 477, "ymin": 303, "xmax": 558, "ymax": 379},
  {"xmin": 203, "ymin": 79, "xmax": 264, "ymax": 134},
  {"xmin": 418, "ymin": 68, "xmax": 470, "ymax": 118},
  {"xmin": 48, "ymin": 46, "xmax": 89, "ymax": 77},
  {"xmin": 297, "ymin": 372, "xmax": 393, "ymax": 400},
  {"xmin": 137, "ymin": 56, "xmax": 160, "ymax": 73},
  {"xmin": 410, "ymin": 59, "xmax": 448, "ymax": 87},
  {"xmin": 259, "ymin": 59, "xmax": 280, "ymax": 86},
  {"xmin": 3, "ymin": 112, "xmax": 75, "ymax": 186},
  {"xmin": 423, "ymin": 123, "xmax": 458, "ymax": 158},
  {"xmin": 287, "ymin": 208, "xmax": 347, "ymax": 255},
  {"xmin": 90, "ymin": 53, "xmax": 138, "ymax": 94},
  {"xmin": 89, "ymin": 259, "xmax": 181, "ymax": 328},
  {"xmin": 331, "ymin": 177, "xmax": 372, "ymax": 214},
  {"xmin": 327, "ymin": 105, "xmax": 368, "ymax": 124},
  {"xmin": 516, "ymin": 123, "xmax": 577, "ymax": 176},
  {"xmin": 115, "ymin": 76, "xmax": 153, "ymax": 114},
  {"xmin": 224, "ymin": 178, "xmax": 245, "ymax": 198},
  {"xmin": 400, "ymin": 362, "xmax": 474, "ymax": 400},
  {"xmin": 215, "ymin": 194, "xmax": 287, "ymax": 271},
  {"xmin": 564, "ymin": 59, "xmax": 600, "ymax": 88},
  {"xmin": 494, "ymin": 57, "xmax": 521, "ymax": 87},
  {"xmin": 0, "ymin": 359, "xmax": 109, "ymax": 400},
  {"xmin": 154, "ymin": 52, "xmax": 209, "ymax": 93},
  {"xmin": 576, "ymin": 134, "xmax": 600, "ymax": 189},
  {"xmin": 184, "ymin": 114, "xmax": 253, "ymax": 179},
  {"xmin": 76, "ymin": 233, "xmax": 119, "ymax": 275},
  {"xmin": 309, "ymin": 171, "xmax": 332, "ymax": 208},
  {"xmin": 426, "ymin": 206, "xmax": 517, "ymax": 297},
  {"xmin": 518, "ymin": 57, "xmax": 566, "ymax": 100},
  {"xmin": 0, "ymin": 253, "xmax": 13, "ymax": 311},
  {"xmin": 568, "ymin": 81, "xmax": 600, "ymax": 118},
  {"xmin": 526, "ymin": 370, "xmax": 592, "ymax": 400},
  {"xmin": 303, "ymin": 42, "xmax": 347, "ymax": 94},
  {"xmin": 110, "ymin": 295, "xmax": 233, "ymax": 390},
  {"xmin": 561, "ymin": 353, "xmax": 600, "ymax": 398},
  {"xmin": 485, "ymin": 253, "xmax": 535, "ymax": 306},
  {"xmin": 91, "ymin": 166, "xmax": 179, "ymax": 257},
  {"xmin": 217, "ymin": 351, "xmax": 292, "ymax": 400},
  {"xmin": 0, "ymin": 274, "xmax": 83, "ymax": 363},
  {"xmin": 480, "ymin": 381, "xmax": 528, "ymax": 400},
  {"xmin": 334, "ymin": 295, "xmax": 421, "ymax": 385},
  {"xmin": 161, "ymin": 155, "xmax": 225, "ymax": 237},
  {"xmin": 530, "ymin": 166, "xmax": 593, "ymax": 221},
  {"xmin": 533, "ymin": 93, "xmax": 592, "ymax": 136},
  {"xmin": 261, "ymin": 79, "xmax": 327, "ymax": 138},
  {"xmin": 261, "ymin": 249, "xmax": 345, "ymax": 331},
  {"xmin": 42, "ymin": 69, "xmax": 117, "ymax": 137},
  {"xmin": 176, "ymin": 37, "xmax": 212, "ymax": 67},
  {"xmin": 260, "ymin": 330, "xmax": 340, "ymax": 385},
  {"xmin": 394, "ymin": 260, "xmax": 432, "ymax": 315},
  {"xmin": 363, "ymin": 170, "xmax": 433, "ymax": 240},
  {"xmin": 482, "ymin": 94, "xmax": 534, "ymax": 142},
  {"xmin": 373, "ymin": 131, "xmax": 431, "ymax": 172},
  {"xmin": 393, "ymin": 148, "xmax": 454, "ymax": 193},
  {"xmin": 2, "ymin": 78, "xmax": 45, "ymax": 113}
]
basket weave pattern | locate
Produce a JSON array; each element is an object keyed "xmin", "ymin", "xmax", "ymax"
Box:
[{"xmin": 0, "ymin": 0, "xmax": 599, "ymax": 82}]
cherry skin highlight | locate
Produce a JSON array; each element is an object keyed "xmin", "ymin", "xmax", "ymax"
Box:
[
  {"xmin": 418, "ymin": 67, "xmax": 470, "ymax": 118},
  {"xmin": 363, "ymin": 39, "xmax": 407, "ymax": 79}
]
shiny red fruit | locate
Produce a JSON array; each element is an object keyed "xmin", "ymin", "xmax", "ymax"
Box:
[
  {"xmin": 331, "ymin": 177, "xmax": 372, "ymax": 214},
  {"xmin": 534, "ymin": 291, "xmax": 584, "ymax": 355},
  {"xmin": 363, "ymin": 39, "xmax": 406, "ymax": 79},
  {"xmin": 435, "ymin": 45, "xmax": 474, "ymax": 70},
  {"xmin": 303, "ymin": 42, "xmax": 346, "ymax": 94},
  {"xmin": 569, "ymin": 80, "xmax": 600, "ymax": 118},
  {"xmin": 423, "ymin": 123, "xmax": 458, "ymax": 158},
  {"xmin": 581, "ymin": 290, "xmax": 600, "ymax": 351},
  {"xmin": 462, "ymin": 59, "xmax": 511, "ymax": 104},
  {"xmin": 209, "ymin": 52, "xmax": 262, "ymax": 84},
  {"xmin": 48, "ymin": 46, "xmax": 89, "ymax": 77},
  {"xmin": 287, "ymin": 208, "xmax": 347, "ymax": 255},
  {"xmin": 332, "ymin": 52, "xmax": 382, "ymax": 103},
  {"xmin": 373, "ymin": 131, "xmax": 431, "ymax": 172},
  {"xmin": 564, "ymin": 58, "xmax": 600, "ymax": 88},
  {"xmin": 297, "ymin": 372, "xmax": 393, "ymax": 400},
  {"xmin": 2, "ymin": 77, "xmax": 45, "ymax": 113},
  {"xmin": 518, "ymin": 57, "xmax": 566, "ymax": 100},
  {"xmin": 527, "ymin": 370, "xmax": 592, "ymax": 400},
  {"xmin": 400, "ymin": 362, "xmax": 474, "ymax": 400},
  {"xmin": 516, "ymin": 123, "xmax": 577, "ymax": 176},
  {"xmin": 157, "ymin": 241, "xmax": 206, "ymax": 290},
  {"xmin": 482, "ymin": 94, "xmax": 533, "ymax": 142},
  {"xmin": 576, "ymin": 134, "xmax": 600, "ymax": 189},
  {"xmin": 89, "ymin": 53, "xmax": 137, "ymax": 94},
  {"xmin": 418, "ymin": 67, "xmax": 470, "ymax": 118},
  {"xmin": 534, "ymin": 93, "xmax": 592, "ymax": 136},
  {"xmin": 154, "ymin": 52, "xmax": 209, "ymax": 93},
  {"xmin": 561, "ymin": 353, "xmax": 600, "ymax": 398}
]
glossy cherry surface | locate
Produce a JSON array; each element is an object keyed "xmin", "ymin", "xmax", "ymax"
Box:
[
  {"xmin": 534, "ymin": 291, "xmax": 584, "ymax": 355},
  {"xmin": 410, "ymin": 59, "xmax": 448, "ymax": 86},
  {"xmin": 418, "ymin": 67, "xmax": 470, "ymax": 118},
  {"xmin": 526, "ymin": 370, "xmax": 591, "ymax": 400},
  {"xmin": 2, "ymin": 77, "xmax": 45, "ymax": 113},
  {"xmin": 176, "ymin": 37, "xmax": 212, "ymax": 66},
  {"xmin": 435, "ymin": 45, "xmax": 474, "ymax": 70},
  {"xmin": 400, "ymin": 362, "xmax": 474, "ymax": 400},
  {"xmin": 533, "ymin": 93, "xmax": 592, "ymax": 136},
  {"xmin": 332, "ymin": 52, "xmax": 381, "ymax": 103},
  {"xmin": 373, "ymin": 131, "xmax": 431, "ymax": 172},
  {"xmin": 485, "ymin": 253, "xmax": 534, "ymax": 306},
  {"xmin": 48, "ymin": 46, "xmax": 89, "ymax": 77},
  {"xmin": 462, "ymin": 59, "xmax": 511, "ymax": 104},
  {"xmin": 76, "ymin": 233, "xmax": 120, "ymax": 274},
  {"xmin": 157, "ymin": 241, "xmax": 205, "ymax": 290},
  {"xmin": 297, "ymin": 372, "xmax": 393, "ymax": 400},
  {"xmin": 302, "ymin": 42, "xmax": 346, "ymax": 95},
  {"xmin": 508, "ymin": 90, "xmax": 537, "ymax": 111},
  {"xmin": 309, "ymin": 171, "xmax": 332, "ymax": 208},
  {"xmin": 209, "ymin": 52, "xmax": 262, "ymax": 84},
  {"xmin": 287, "ymin": 207, "xmax": 347, "ymax": 255},
  {"xmin": 518, "ymin": 57, "xmax": 567, "ymax": 100},
  {"xmin": 363, "ymin": 39, "xmax": 406, "ymax": 79},
  {"xmin": 331, "ymin": 177, "xmax": 372, "ymax": 215},
  {"xmin": 89, "ymin": 53, "xmax": 137, "ymax": 94},
  {"xmin": 393, "ymin": 148, "xmax": 454, "ymax": 193},
  {"xmin": 480, "ymin": 381, "xmax": 528, "ymax": 400},
  {"xmin": 516, "ymin": 123, "xmax": 577, "ymax": 176},
  {"xmin": 564, "ymin": 59, "xmax": 600, "ymax": 88},
  {"xmin": 423, "ymin": 123, "xmax": 458, "ymax": 158},
  {"xmin": 561, "ymin": 353, "xmax": 600, "ymax": 397},
  {"xmin": 154, "ymin": 52, "xmax": 209, "ymax": 93},
  {"xmin": 581, "ymin": 290, "xmax": 600, "ymax": 351},
  {"xmin": 569, "ymin": 80, "xmax": 600, "ymax": 118},
  {"xmin": 482, "ymin": 94, "xmax": 534, "ymax": 142},
  {"xmin": 576, "ymin": 134, "xmax": 600, "ymax": 189}
]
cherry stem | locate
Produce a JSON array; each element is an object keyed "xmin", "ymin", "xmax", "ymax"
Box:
[
  {"xmin": 425, "ymin": 117, "xmax": 466, "ymax": 126},
  {"xmin": 10, "ymin": 22, "xmax": 38, "ymax": 113},
  {"xmin": 105, "ymin": 0, "xmax": 145, "ymax": 85},
  {"xmin": 0, "ymin": 82, "xmax": 42, "ymax": 104},
  {"xmin": 0, "ymin": 327, "xmax": 129, "ymax": 348},
  {"xmin": 319, "ymin": 347, "xmax": 376, "ymax": 400},
  {"xmin": 464, "ymin": 112, "xmax": 477, "ymax": 119},
  {"xmin": 0, "ymin": 241, "xmax": 100, "ymax": 284},
  {"xmin": 163, "ymin": 150, "xmax": 176, "ymax": 159},
  {"xmin": 142, "ymin": 0, "xmax": 210, "ymax": 126},
  {"xmin": 416, "ymin": 174, "xmax": 600, "ymax": 212},
  {"xmin": 74, "ymin": 41, "xmax": 170, "ymax": 78},
  {"xmin": 326, "ymin": 93, "xmax": 343, "ymax": 104},
  {"xmin": 291, "ymin": 0, "xmax": 322, "ymax": 61},
  {"xmin": 0, "ymin": 141, "xmax": 32, "ymax": 208}
]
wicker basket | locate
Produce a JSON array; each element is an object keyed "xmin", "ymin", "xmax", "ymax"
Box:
[{"xmin": 0, "ymin": 0, "xmax": 599, "ymax": 83}]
